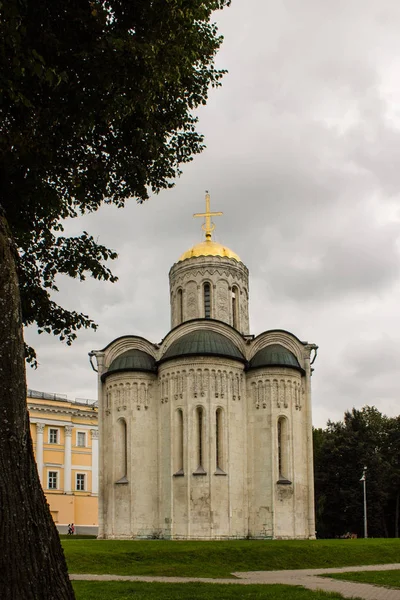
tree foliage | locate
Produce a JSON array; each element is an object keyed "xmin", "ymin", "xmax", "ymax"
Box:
[
  {"xmin": 1, "ymin": 0, "xmax": 230, "ymax": 360},
  {"xmin": 314, "ymin": 406, "xmax": 400, "ymax": 538},
  {"xmin": 0, "ymin": 2, "xmax": 230, "ymax": 597}
]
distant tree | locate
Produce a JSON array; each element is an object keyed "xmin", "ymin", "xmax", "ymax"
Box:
[
  {"xmin": 314, "ymin": 407, "xmax": 400, "ymax": 538},
  {"xmin": 382, "ymin": 416, "xmax": 400, "ymax": 538},
  {"xmin": 0, "ymin": 1, "xmax": 229, "ymax": 598}
]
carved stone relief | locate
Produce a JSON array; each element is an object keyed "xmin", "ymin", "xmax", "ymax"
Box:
[
  {"xmin": 250, "ymin": 374, "xmax": 302, "ymax": 411},
  {"xmin": 106, "ymin": 380, "xmax": 152, "ymax": 412},
  {"xmin": 186, "ymin": 281, "xmax": 198, "ymax": 319},
  {"xmin": 277, "ymin": 484, "xmax": 294, "ymax": 500},
  {"xmin": 217, "ymin": 283, "xmax": 229, "ymax": 322}
]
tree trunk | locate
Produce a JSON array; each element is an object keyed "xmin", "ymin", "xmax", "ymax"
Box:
[
  {"xmin": 382, "ymin": 514, "xmax": 389, "ymax": 538},
  {"xmin": 395, "ymin": 491, "xmax": 400, "ymax": 538},
  {"xmin": 0, "ymin": 214, "xmax": 75, "ymax": 599}
]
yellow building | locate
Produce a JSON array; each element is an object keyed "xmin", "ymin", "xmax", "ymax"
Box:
[{"xmin": 28, "ymin": 389, "xmax": 99, "ymax": 535}]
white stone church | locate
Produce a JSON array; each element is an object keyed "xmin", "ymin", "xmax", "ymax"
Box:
[{"xmin": 90, "ymin": 194, "xmax": 318, "ymax": 540}]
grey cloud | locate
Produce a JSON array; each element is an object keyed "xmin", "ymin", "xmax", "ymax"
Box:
[{"xmin": 26, "ymin": 0, "xmax": 400, "ymax": 428}]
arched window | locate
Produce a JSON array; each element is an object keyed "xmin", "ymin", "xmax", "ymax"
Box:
[
  {"xmin": 116, "ymin": 418, "xmax": 128, "ymax": 483},
  {"xmin": 194, "ymin": 407, "xmax": 206, "ymax": 474},
  {"xmin": 177, "ymin": 289, "xmax": 183, "ymax": 324},
  {"xmin": 203, "ymin": 283, "xmax": 211, "ymax": 318},
  {"xmin": 215, "ymin": 408, "xmax": 225, "ymax": 474},
  {"xmin": 231, "ymin": 286, "xmax": 239, "ymax": 329},
  {"xmin": 277, "ymin": 417, "xmax": 290, "ymax": 483},
  {"xmin": 174, "ymin": 409, "xmax": 184, "ymax": 476}
]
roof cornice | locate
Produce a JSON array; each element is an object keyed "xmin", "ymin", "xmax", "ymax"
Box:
[{"xmin": 27, "ymin": 403, "xmax": 97, "ymax": 419}]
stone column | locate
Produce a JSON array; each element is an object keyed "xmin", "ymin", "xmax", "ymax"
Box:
[
  {"xmin": 304, "ymin": 347, "xmax": 316, "ymax": 539},
  {"xmin": 64, "ymin": 425, "xmax": 73, "ymax": 494},
  {"xmin": 182, "ymin": 289, "xmax": 186, "ymax": 323},
  {"xmin": 95, "ymin": 352, "xmax": 105, "ymax": 538},
  {"xmin": 36, "ymin": 423, "xmax": 45, "ymax": 484},
  {"xmin": 197, "ymin": 283, "xmax": 202, "ymax": 318},
  {"xmin": 91, "ymin": 429, "xmax": 99, "ymax": 495},
  {"xmin": 212, "ymin": 284, "xmax": 217, "ymax": 319}
]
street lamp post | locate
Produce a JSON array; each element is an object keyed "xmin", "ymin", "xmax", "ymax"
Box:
[{"xmin": 360, "ymin": 466, "xmax": 368, "ymax": 539}]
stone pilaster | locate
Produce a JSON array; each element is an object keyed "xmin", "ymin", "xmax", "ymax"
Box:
[
  {"xmin": 95, "ymin": 352, "xmax": 105, "ymax": 538},
  {"xmin": 36, "ymin": 423, "xmax": 45, "ymax": 484},
  {"xmin": 91, "ymin": 429, "xmax": 99, "ymax": 495},
  {"xmin": 64, "ymin": 425, "xmax": 73, "ymax": 494},
  {"xmin": 304, "ymin": 346, "xmax": 316, "ymax": 539}
]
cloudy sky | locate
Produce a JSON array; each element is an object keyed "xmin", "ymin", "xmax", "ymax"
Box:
[{"xmin": 25, "ymin": 0, "xmax": 400, "ymax": 428}]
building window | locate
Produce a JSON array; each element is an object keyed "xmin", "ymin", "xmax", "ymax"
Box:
[
  {"xmin": 116, "ymin": 418, "xmax": 128, "ymax": 482},
  {"xmin": 48, "ymin": 428, "xmax": 59, "ymax": 444},
  {"xmin": 174, "ymin": 409, "xmax": 184, "ymax": 475},
  {"xmin": 48, "ymin": 471, "xmax": 58, "ymax": 489},
  {"xmin": 193, "ymin": 406, "xmax": 206, "ymax": 475},
  {"xmin": 177, "ymin": 289, "xmax": 183, "ymax": 324},
  {"xmin": 215, "ymin": 408, "xmax": 225, "ymax": 473},
  {"xmin": 76, "ymin": 431, "xmax": 86, "ymax": 447},
  {"xmin": 198, "ymin": 407, "xmax": 203, "ymax": 467},
  {"xmin": 232, "ymin": 286, "xmax": 239, "ymax": 329},
  {"xmin": 76, "ymin": 473, "xmax": 86, "ymax": 491},
  {"xmin": 277, "ymin": 417, "xmax": 290, "ymax": 483},
  {"xmin": 203, "ymin": 283, "xmax": 211, "ymax": 318}
]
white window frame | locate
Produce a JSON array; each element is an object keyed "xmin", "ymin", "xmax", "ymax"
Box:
[
  {"xmin": 76, "ymin": 473, "xmax": 86, "ymax": 491},
  {"xmin": 48, "ymin": 427, "xmax": 59, "ymax": 444},
  {"xmin": 76, "ymin": 430, "xmax": 87, "ymax": 448},
  {"xmin": 48, "ymin": 470, "xmax": 59, "ymax": 490}
]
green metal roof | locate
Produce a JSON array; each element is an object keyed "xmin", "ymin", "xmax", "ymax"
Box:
[
  {"xmin": 160, "ymin": 330, "xmax": 245, "ymax": 364},
  {"xmin": 249, "ymin": 344, "xmax": 303, "ymax": 372},
  {"xmin": 102, "ymin": 349, "xmax": 157, "ymax": 381}
]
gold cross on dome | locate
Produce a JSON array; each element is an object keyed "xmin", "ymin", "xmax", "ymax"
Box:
[{"xmin": 193, "ymin": 191, "xmax": 223, "ymax": 240}]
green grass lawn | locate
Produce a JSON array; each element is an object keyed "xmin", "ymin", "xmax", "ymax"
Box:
[
  {"xmin": 62, "ymin": 538, "xmax": 400, "ymax": 578},
  {"xmin": 72, "ymin": 581, "xmax": 360, "ymax": 600},
  {"xmin": 325, "ymin": 569, "xmax": 400, "ymax": 589}
]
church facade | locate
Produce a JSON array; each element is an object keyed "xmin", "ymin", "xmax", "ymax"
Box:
[{"xmin": 90, "ymin": 194, "xmax": 318, "ymax": 540}]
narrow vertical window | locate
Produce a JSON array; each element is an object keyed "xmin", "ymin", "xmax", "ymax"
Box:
[
  {"xmin": 48, "ymin": 471, "xmax": 58, "ymax": 489},
  {"xmin": 203, "ymin": 283, "xmax": 211, "ymax": 318},
  {"xmin": 122, "ymin": 419, "xmax": 127, "ymax": 478},
  {"xmin": 76, "ymin": 473, "xmax": 86, "ymax": 491},
  {"xmin": 174, "ymin": 409, "xmax": 184, "ymax": 475},
  {"xmin": 116, "ymin": 418, "xmax": 128, "ymax": 483},
  {"xmin": 277, "ymin": 419, "xmax": 282, "ymax": 476},
  {"xmin": 231, "ymin": 286, "xmax": 239, "ymax": 329},
  {"xmin": 77, "ymin": 431, "xmax": 86, "ymax": 447},
  {"xmin": 215, "ymin": 409, "xmax": 225, "ymax": 474},
  {"xmin": 194, "ymin": 407, "xmax": 206, "ymax": 474},
  {"xmin": 198, "ymin": 407, "xmax": 203, "ymax": 466},
  {"xmin": 177, "ymin": 289, "xmax": 183, "ymax": 324},
  {"xmin": 277, "ymin": 417, "xmax": 290, "ymax": 483},
  {"xmin": 49, "ymin": 428, "xmax": 59, "ymax": 444}
]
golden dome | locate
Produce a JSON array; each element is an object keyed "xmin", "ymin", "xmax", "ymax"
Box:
[{"xmin": 179, "ymin": 239, "xmax": 241, "ymax": 262}]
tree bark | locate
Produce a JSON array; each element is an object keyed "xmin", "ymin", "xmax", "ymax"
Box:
[
  {"xmin": 0, "ymin": 214, "xmax": 75, "ymax": 599},
  {"xmin": 395, "ymin": 491, "xmax": 399, "ymax": 538},
  {"xmin": 382, "ymin": 515, "xmax": 389, "ymax": 538}
]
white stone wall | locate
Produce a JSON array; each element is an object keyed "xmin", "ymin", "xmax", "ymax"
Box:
[
  {"xmin": 158, "ymin": 357, "xmax": 247, "ymax": 539},
  {"xmin": 102, "ymin": 372, "xmax": 158, "ymax": 539},
  {"xmin": 246, "ymin": 367, "xmax": 312, "ymax": 539},
  {"xmin": 94, "ymin": 322, "xmax": 316, "ymax": 540}
]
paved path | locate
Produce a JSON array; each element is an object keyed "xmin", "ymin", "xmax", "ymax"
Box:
[
  {"xmin": 71, "ymin": 563, "xmax": 400, "ymax": 599},
  {"xmin": 235, "ymin": 564, "xmax": 400, "ymax": 599}
]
